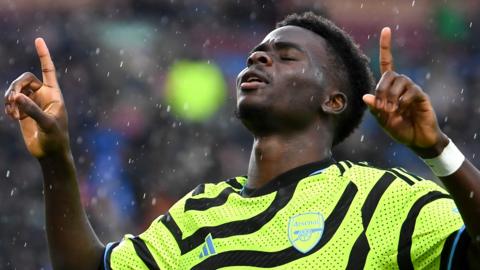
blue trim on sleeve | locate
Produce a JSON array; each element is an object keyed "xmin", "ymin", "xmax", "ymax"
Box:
[
  {"xmin": 447, "ymin": 225, "xmax": 466, "ymax": 270},
  {"xmin": 104, "ymin": 242, "xmax": 115, "ymax": 270},
  {"xmin": 309, "ymin": 169, "xmax": 326, "ymax": 176}
]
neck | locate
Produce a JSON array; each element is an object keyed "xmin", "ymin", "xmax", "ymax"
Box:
[{"xmin": 246, "ymin": 124, "xmax": 332, "ymax": 189}]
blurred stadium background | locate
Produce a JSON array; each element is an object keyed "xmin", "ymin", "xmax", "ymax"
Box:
[{"xmin": 1, "ymin": 0, "xmax": 480, "ymax": 268}]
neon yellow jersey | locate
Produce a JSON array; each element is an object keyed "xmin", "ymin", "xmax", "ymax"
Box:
[{"xmin": 102, "ymin": 159, "xmax": 468, "ymax": 269}]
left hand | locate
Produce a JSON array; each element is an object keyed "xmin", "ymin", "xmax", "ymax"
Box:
[{"xmin": 363, "ymin": 27, "xmax": 448, "ymax": 155}]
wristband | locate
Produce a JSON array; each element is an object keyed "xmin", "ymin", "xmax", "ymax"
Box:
[{"xmin": 422, "ymin": 139, "xmax": 465, "ymax": 177}]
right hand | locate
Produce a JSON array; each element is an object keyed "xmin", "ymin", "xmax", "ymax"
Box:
[{"xmin": 4, "ymin": 38, "xmax": 70, "ymax": 158}]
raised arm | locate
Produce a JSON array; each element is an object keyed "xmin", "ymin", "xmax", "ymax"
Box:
[
  {"xmin": 363, "ymin": 27, "xmax": 480, "ymax": 266},
  {"xmin": 4, "ymin": 38, "xmax": 104, "ymax": 269}
]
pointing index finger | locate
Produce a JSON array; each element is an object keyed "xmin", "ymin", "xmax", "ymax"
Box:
[
  {"xmin": 379, "ymin": 27, "xmax": 394, "ymax": 74},
  {"xmin": 35, "ymin": 38, "xmax": 58, "ymax": 87}
]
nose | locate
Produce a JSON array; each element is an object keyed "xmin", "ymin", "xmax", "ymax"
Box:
[{"xmin": 247, "ymin": 51, "xmax": 273, "ymax": 67}]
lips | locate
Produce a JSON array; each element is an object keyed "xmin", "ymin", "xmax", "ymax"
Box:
[{"xmin": 240, "ymin": 70, "xmax": 269, "ymax": 90}]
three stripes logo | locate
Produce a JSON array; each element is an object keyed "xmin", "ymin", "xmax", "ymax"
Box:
[{"xmin": 199, "ymin": 233, "xmax": 217, "ymax": 258}]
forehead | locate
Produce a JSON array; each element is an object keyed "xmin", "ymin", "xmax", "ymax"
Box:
[{"xmin": 260, "ymin": 25, "xmax": 329, "ymax": 58}]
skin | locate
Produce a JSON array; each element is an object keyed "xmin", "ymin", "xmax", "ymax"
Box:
[
  {"xmin": 236, "ymin": 26, "xmax": 346, "ymax": 188},
  {"xmin": 4, "ymin": 39, "xmax": 103, "ymax": 269},
  {"xmin": 364, "ymin": 27, "xmax": 480, "ymax": 264},
  {"xmin": 3, "ymin": 26, "xmax": 480, "ymax": 269}
]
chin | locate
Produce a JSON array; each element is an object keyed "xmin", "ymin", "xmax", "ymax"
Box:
[
  {"xmin": 236, "ymin": 100, "xmax": 318, "ymax": 136},
  {"xmin": 235, "ymin": 101, "xmax": 276, "ymax": 134},
  {"xmin": 236, "ymin": 101, "xmax": 267, "ymax": 121}
]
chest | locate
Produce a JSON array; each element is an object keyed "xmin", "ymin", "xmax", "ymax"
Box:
[{"xmin": 177, "ymin": 177, "xmax": 398, "ymax": 269}]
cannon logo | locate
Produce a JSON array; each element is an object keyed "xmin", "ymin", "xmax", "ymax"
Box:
[{"xmin": 288, "ymin": 212, "xmax": 324, "ymax": 253}]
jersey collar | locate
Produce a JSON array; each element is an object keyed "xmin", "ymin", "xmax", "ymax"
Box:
[{"xmin": 241, "ymin": 157, "xmax": 336, "ymax": 197}]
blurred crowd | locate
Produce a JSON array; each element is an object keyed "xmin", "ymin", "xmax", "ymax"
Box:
[{"xmin": 1, "ymin": 0, "xmax": 480, "ymax": 268}]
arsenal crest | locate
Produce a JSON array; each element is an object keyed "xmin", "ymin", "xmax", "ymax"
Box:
[{"xmin": 288, "ymin": 212, "xmax": 324, "ymax": 253}]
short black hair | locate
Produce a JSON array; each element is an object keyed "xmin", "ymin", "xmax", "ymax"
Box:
[{"xmin": 277, "ymin": 12, "xmax": 375, "ymax": 146}]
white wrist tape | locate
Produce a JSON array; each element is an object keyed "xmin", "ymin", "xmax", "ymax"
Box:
[{"xmin": 422, "ymin": 139, "xmax": 465, "ymax": 177}]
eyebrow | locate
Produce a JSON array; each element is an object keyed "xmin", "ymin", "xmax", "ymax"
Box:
[{"xmin": 249, "ymin": 41, "xmax": 305, "ymax": 55}]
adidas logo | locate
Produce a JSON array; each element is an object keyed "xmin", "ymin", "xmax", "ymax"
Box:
[{"xmin": 199, "ymin": 233, "xmax": 217, "ymax": 258}]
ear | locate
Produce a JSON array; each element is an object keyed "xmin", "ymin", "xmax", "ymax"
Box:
[{"xmin": 321, "ymin": 92, "xmax": 347, "ymax": 115}]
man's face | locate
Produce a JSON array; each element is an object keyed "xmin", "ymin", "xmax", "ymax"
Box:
[{"xmin": 236, "ymin": 25, "xmax": 331, "ymax": 134}]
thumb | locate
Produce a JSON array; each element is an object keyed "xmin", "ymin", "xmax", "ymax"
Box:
[
  {"xmin": 363, "ymin": 93, "xmax": 388, "ymax": 126},
  {"xmin": 362, "ymin": 94, "xmax": 376, "ymax": 110},
  {"xmin": 13, "ymin": 93, "xmax": 56, "ymax": 131}
]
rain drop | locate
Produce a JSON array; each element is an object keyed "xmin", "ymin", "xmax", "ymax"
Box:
[
  {"xmin": 411, "ymin": 0, "xmax": 415, "ymax": 7},
  {"xmin": 120, "ymin": 61, "xmax": 124, "ymax": 68},
  {"xmin": 360, "ymin": 135, "xmax": 365, "ymax": 142},
  {"xmin": 6, "ymin": 170, "xmax": 10, "ymax": 178},
  {"xmin": 469, "ymin": 191, "xmax": 474, "ymax": 198}
]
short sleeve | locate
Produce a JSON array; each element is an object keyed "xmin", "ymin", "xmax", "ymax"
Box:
[
  {"xmin": 400, "ymin": 194, "xmax": 465, "ymax": 269},
  {"xmin": 102, "ymin": 216, "xmax": 181, "ymax": 269}
]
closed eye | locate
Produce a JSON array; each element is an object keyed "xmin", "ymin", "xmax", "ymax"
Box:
[{"xmin": 280, "ymin": 56, "xmax": 296, "ymax": 61}]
